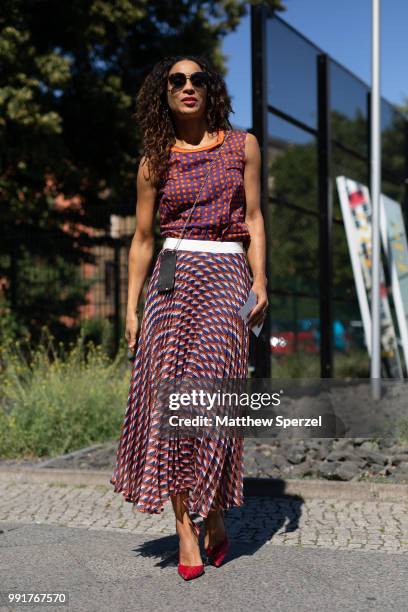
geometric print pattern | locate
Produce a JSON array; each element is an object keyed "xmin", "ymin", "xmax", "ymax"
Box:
[
  {"xmin": 158, "ymin": 128, "xmax": 252, "ymax": 249},
  {"xmin": 110, "ymin": 249, "xmax": 253, "ymax": 518}
]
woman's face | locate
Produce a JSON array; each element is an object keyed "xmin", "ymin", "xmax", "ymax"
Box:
[{"xmin": 166, "ymin": 60, "xmax": 208, "ymax": 120}]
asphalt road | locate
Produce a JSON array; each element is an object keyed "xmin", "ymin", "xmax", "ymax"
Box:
[{"xmin": 1, "ymin": 521, "xmax": 407, "ymax": 612}]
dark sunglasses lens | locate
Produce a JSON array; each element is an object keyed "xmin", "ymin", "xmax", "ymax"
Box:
[
  {"xmin": 169, "ymin": 72, "xmax": 208, "ymax": 88},
  {"xmin": 169, "ymin": 73, "xmax": 186, "ymax": 88},
  {"xmin": 191, "ymin": 72, "xmax": 208, "ymax": 87}
]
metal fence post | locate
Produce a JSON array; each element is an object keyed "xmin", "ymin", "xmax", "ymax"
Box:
[
  {"xmin": 251, "ymin": 3, "xmax": 271, "ymax": 379},
  {"xmin": 317, "ymin": 53, "xmax": 334, "ymax": 377},
  {"xmin": 10, "ymin": 238, "xmax": 18, "ymax": 312},
  {"xmin": 113, "ymin": 238, "xmax": 121, "ymax": 356}
]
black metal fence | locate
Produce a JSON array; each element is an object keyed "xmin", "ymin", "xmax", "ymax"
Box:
[
  {"xmin": 3, "ymin": 8, "xmax": 407, "ymax": 379},
  {"xmin": 251, "ymin": 5, "xmax": 408, "ymax": 378},
  {"xmin": 2, "ymin": 222, "xmax": 134, "ymax": 353}
]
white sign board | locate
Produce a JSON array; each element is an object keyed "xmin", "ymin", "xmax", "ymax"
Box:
[
  {"xmin": 336, "ymin": 176, "xmax": 403, "ymax": 378},
  {"xmin": 380, "ymin": 194, "xmax": 408, "ymax": 374}
]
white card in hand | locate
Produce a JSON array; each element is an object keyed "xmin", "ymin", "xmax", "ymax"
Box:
[{"xmin": 237, "ymin": 289, "xmax": 264, "ymax": 337}]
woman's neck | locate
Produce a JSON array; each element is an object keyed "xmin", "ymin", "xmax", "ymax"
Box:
[{"xmin": 173, "ymin": 121, "xmax": 217, "ymax": 148}]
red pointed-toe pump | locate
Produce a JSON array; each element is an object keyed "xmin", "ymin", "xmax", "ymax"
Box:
[
  {"xmin": 177, "ymin": 522, "xmax": 205, "ymax": 581},
  {"xmin": 205, "ymin": 534, "xmax": 229, "ymax": 568},
  {"xmin": 204, "ymin": 511, "xmax": 229, "ymax": 567}
]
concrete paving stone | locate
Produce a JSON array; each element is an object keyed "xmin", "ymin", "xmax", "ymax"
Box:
[{"xmin": 1, "ymin": 479, "xmax": 408, "ymax": 557}]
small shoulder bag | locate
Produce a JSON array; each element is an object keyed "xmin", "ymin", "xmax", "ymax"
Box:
[{"xmin": 156, "ymin": 131, "xmax": 229, "ymax": 293}]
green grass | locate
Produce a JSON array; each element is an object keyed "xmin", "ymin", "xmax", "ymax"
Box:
[
  {"xmin": 271, "ymin": 349, "xmax": 370, "ymax": 378},
  {"xmin": 0, "ymin": 328, "xmax": 130, "ymax": 459},
  {"xmin": 0, "ymin": 321, "xmax": 402, "ymax": 462}
]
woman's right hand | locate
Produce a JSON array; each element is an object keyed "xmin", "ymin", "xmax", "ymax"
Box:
[{"xmin": 125, "ymin": 312, "xmax": 140, "ymax": 351}]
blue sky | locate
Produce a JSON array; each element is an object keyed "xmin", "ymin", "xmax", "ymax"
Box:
[{"xmin": 222, "ymin": 0, "xmax": 408, "ymax": 130}]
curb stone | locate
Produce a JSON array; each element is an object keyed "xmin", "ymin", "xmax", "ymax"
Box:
[{"xmin": 1, "ymin": 466, "xmax": 408, "ymax": 502}]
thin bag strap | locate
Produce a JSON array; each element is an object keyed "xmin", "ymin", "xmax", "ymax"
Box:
[{"xmin": 172, "ymin": 130, "xmax": 229, "ymax": 252}]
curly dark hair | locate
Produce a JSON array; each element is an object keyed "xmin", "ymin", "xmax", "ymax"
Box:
[{"xmin": 134, "ymin": 55, "xmax": 234, "ymax": 188}]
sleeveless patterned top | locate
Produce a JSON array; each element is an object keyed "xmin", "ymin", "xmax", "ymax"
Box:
[{"xmin": 157, "ymin": 129, "xmax": 251, "ymax": 248}]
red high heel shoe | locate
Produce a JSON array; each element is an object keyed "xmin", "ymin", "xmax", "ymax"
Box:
[
  {"xmin": 204, "ymin": 512, "xmax": 229, "ymax": 567},
  {"xmin": 205, "ymin": 535, "xmax": 229, "ymax": 567},
  {"xmin": 177, "ymin": 522, "xmax": 205, "ymax": 581}
]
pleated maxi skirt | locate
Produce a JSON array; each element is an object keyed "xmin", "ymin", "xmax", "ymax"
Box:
[{"xmin": 109, "ymin": 246, "xmax": 252, "ymax": 518}]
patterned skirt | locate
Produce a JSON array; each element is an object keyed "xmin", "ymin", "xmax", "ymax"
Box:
[{"xmin": 109, "ymin": 247, "xmax": 252, "ymax": 518}]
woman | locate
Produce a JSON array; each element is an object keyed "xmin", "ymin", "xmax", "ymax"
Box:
[{"xmin": 110, "ymin": 54, "xmax": 268, "ymax": 581}]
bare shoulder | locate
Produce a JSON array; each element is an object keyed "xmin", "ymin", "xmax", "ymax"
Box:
[
  {"xmin": 243, "ymin": 132, "xmax": 261, "ymax": 164},
  {"xmin": 138, "ymin": 155, "xmax": 153, "ymax": 181},
  {"xmin": 137, "ymin": 155, "xmax": 158, "ymax": 192}
]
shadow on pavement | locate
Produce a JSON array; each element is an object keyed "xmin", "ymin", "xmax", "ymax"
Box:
[{"xmin": 133, "ymin": 478, "xmax": 305, "ymax": 569}]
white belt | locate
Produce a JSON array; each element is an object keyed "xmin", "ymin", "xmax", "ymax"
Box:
[{"xmin": 162, "ymin": 237, "xmax": 245, "ymax": 253}]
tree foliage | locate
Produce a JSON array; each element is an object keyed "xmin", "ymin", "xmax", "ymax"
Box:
[{"xmin": 0, "ymin": 0, "xmax": 285, "ymax": 341}]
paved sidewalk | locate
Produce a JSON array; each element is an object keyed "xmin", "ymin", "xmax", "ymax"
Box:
[
  {"xmin": 1, "ymin": 470, "xmax": 408, "ymax": 611},
  {"xmin": 1, "ymin": 479, "xmax": 408, "ymax": 554}
]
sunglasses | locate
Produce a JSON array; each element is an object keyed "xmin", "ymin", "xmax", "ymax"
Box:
[{"xmin": 168, "ymin": 71, "xmax": 210, "ymax": 89}]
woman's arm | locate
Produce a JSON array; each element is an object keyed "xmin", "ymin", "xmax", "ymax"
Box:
[
  {"xmin": 243, "ymin": 132, "xmax": 269, "ymax": 328},
  {"xmin": 125, "ymin": 156, "xmax": 158, "ymax": 348}
]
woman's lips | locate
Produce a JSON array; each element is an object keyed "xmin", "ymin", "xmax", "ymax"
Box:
[{"xmin": 182, "ymin": 99, "xmax": 197, "ymax": 106}]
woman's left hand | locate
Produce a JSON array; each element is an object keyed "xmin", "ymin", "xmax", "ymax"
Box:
[{"xmin": 247, "ymin": 281, "xmax": 269, "ymax": 328}]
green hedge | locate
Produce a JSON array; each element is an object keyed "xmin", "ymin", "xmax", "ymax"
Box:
[{"xmin": 0, "ymin": 327, "xmax": 130, "ymax": 458}]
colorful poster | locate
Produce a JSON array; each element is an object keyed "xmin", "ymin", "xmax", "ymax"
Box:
[
  {"xmin": 380, "ymin": 194, "xmax": 408, "ymax": 375},
  {"xmin": 336, "ymin": 176, "xmax": 403, "ymax": 379}
]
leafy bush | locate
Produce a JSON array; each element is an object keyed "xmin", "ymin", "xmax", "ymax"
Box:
[
  {"xmin": 271, "ymin": 349, "xmax": 370, "ymax": 378},
  {"xmin": 0, "ymin": 327, "xmax": 130, "ymax": 458},
  {"xmin": 79, "ymin": 317, "xmax": 117, "ymax": 359}
]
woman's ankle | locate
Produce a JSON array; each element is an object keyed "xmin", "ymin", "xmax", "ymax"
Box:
[
  {"xmin": 204, "ymin": 511, "xmax": 226, "ymax": 548},
  {"xmin": 176, "ymin": 519, "xmax": 196, "ymax": 536},
  {"xmin": 177, "ymin": 523, "xmax": 203, "ymax": 566}
]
